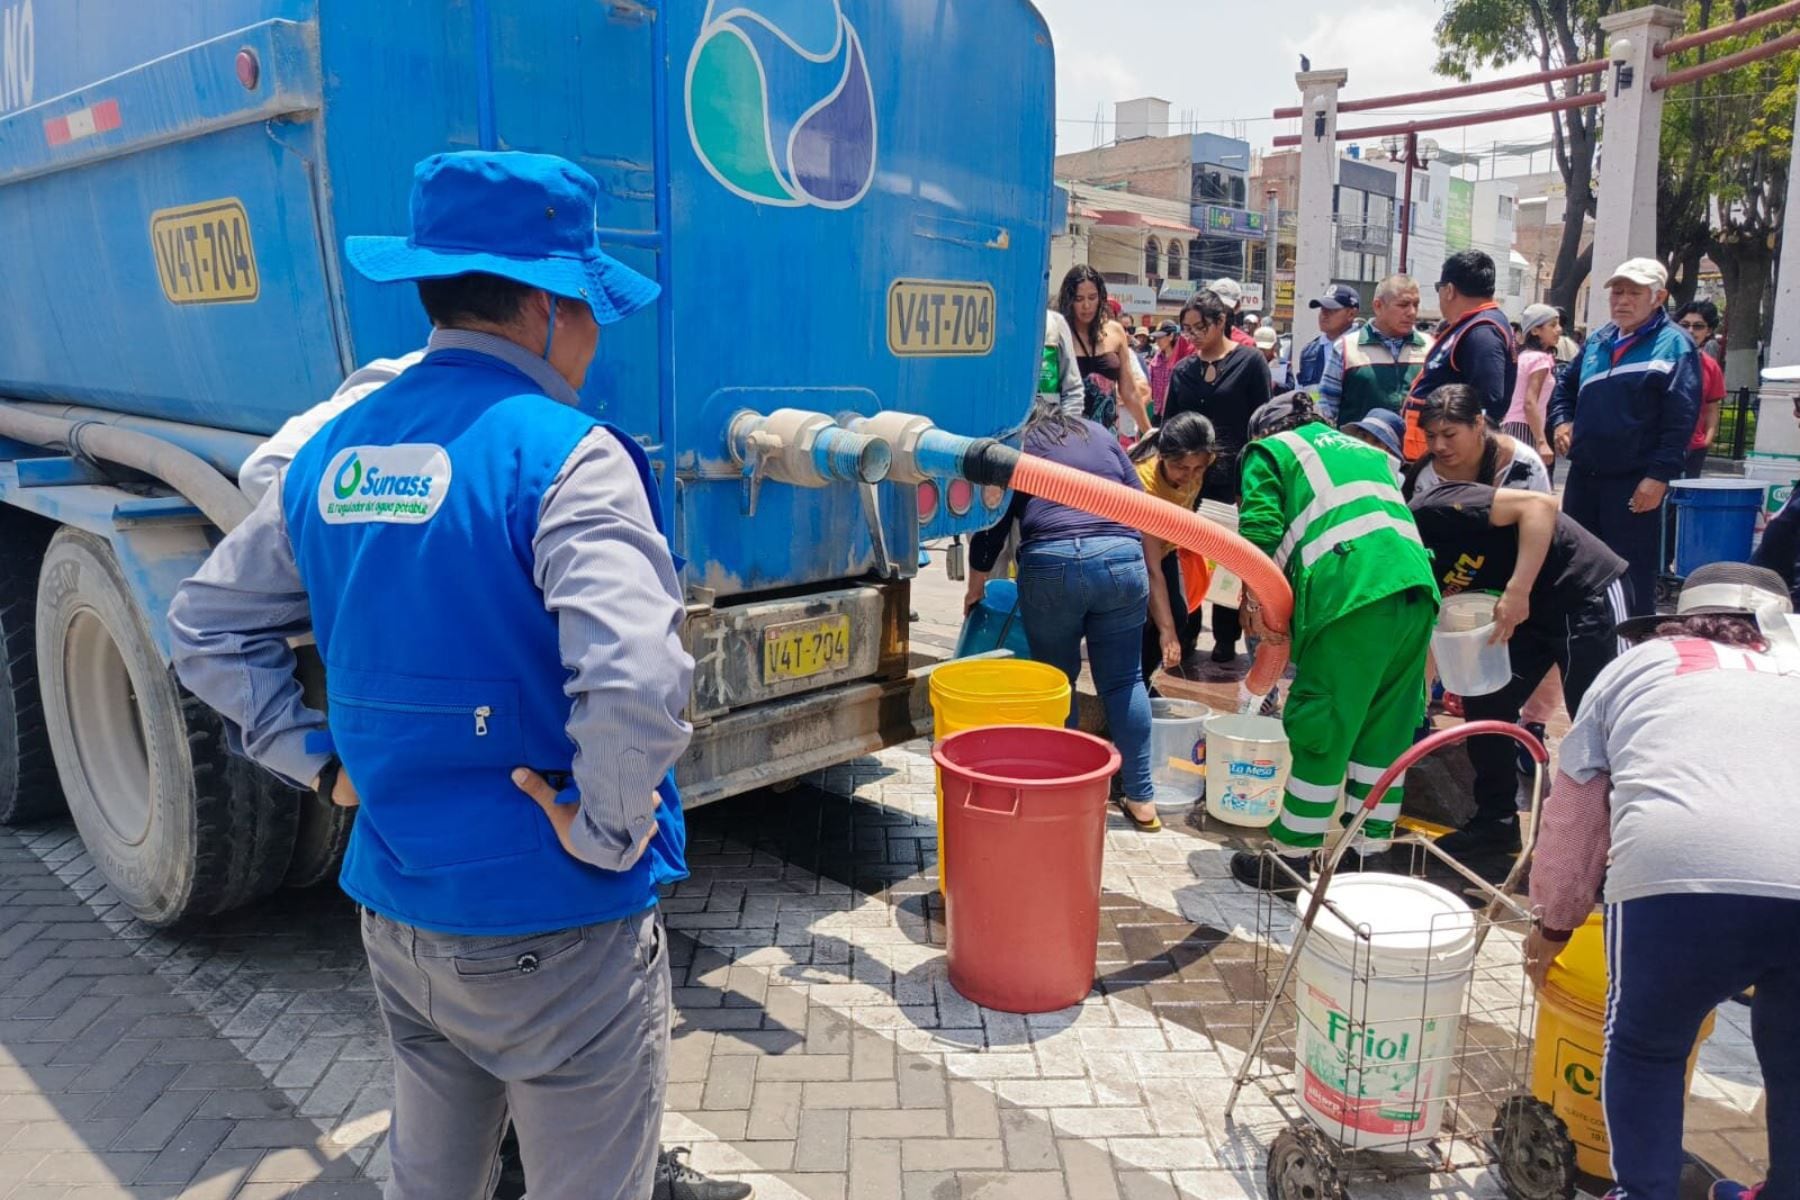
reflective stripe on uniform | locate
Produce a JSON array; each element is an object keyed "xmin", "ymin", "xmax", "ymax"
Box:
[
  {"xmin": 1274, "ymin": 809, "xmax": 1334, "ymax": 835},
  {"xmin": 1269, "ymin": 432, "xmax": 1410, "ymax": 570},
  {"xmin": 1285, "ymin": 775, "xmax": 1341, "ymax": 806},
  {"xmin": 1346, "ymin": 762, "xmax": 1405, "ymax": 787},
  {"xmin": 1299, "ymin": 511, "xmax": 1423, "ymax": 569}
]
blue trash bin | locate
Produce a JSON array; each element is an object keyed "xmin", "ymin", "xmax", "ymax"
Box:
[
  {"xmin": 1670, "ymin": 479, "xmax": 1768, "ymax": 576},
  {"xmin": 955, "ymin": 578, "xmax": 1032, "ymax": 659}
]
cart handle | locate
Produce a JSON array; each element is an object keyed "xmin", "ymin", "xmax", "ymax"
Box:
[{"xmin": 1352, "ymin": 720, "xmax": 1548, "ymax": 819}]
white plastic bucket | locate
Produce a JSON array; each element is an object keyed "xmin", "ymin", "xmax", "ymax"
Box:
[
  {"xmin": 1431, "ymin": 594, "xmax": 1510, "ymax": 697},
  {"xmin": 1293, "ymin": 875, "xmax": 1478, "ymax": 1150},
  {"xmin": 1203, "ymin": 714, "xmax": 1288, "ymax": 827},
  {"xmin": 1149, "ymin": 699, "xmax": 1211, "ymax": 811}
]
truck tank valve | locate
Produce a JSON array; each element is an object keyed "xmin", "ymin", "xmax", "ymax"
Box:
[{"xmin": 727, "ymin": 408, "xmax": 892, "ymax": 515}]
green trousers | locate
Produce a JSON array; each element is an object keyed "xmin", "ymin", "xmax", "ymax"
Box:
[{"xmin": 1269, "ymin": 589, "xmax": 1435, "ymax": 854}]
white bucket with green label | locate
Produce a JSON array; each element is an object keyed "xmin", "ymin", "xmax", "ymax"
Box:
[{"xmin": 1293, "ymin": 874, "xmax": 1478, "ymax": 1149}]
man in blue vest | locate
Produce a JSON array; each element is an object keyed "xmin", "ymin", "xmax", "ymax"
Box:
[
  {"xmin": 1549, "ymin": 257, "xmax": 1702, "ymax": 618},
  {"xmin": 169, "ymin": 152, "xmax": 707, "ymax": 1200}
]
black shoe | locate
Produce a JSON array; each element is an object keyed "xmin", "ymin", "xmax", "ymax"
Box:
[
  {"xmin": 1211, "ymin": 641, "xmax": 1239, "ymax": 663},
  {"xmin": 1515, "ymin": 722, "xmax": 1547, "ymax": 775},
  {"xmin": 1230, "ymin": 850, "xmax": 1309, "ymax": 895},
  {"xmin": 654, "ymin": 1147, "xmax": 755, "ymax": 1200},
  {"xmin": 1435, "ymin": 818, "xmax": 1522, "ymax": 860}
]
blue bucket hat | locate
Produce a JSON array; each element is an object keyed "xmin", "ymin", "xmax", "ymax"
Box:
[
  {"xmin": 1343, "ymin": 408, "xmax": 1406, "ymax": 460},
  {"xmin": 344, "ymin": 151, "xmax": 660, "ymax": 326}
]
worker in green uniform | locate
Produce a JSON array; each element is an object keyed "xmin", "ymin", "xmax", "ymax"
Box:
[{"xmin": 1229, "ymin": 395, "xmax": 1441, "ymax": 891}]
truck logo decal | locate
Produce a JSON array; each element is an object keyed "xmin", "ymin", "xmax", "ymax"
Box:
[
  {"xmin": 318, "ymin": 445, "xmax": 452, "ymax": 526},
  {"xmin": 684, "ymin": 0, "xmax": 877, "ymax": 210}
]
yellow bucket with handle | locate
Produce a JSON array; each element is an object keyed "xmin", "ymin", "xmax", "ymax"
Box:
[
  {"xmin": 928, "ymin": 659, "xmax": 1071, "ymax": 893},
  {"xmin": 1530, "ymin": 912, "xmax": 1716, "ymax": 1177}
]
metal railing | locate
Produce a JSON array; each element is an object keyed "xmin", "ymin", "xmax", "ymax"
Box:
[{"xmin": 1711, "ymin": 387, "xmax": 1758, "ymax": 461}]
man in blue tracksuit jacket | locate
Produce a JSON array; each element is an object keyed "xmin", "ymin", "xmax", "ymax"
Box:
[
  {"xmin": 1549, "ymin": 257, "xmax": 1703, "ymax": 617},
  {"xmin": 170, "ymin": 153, "xmax": 695, "ymax": 1200}
]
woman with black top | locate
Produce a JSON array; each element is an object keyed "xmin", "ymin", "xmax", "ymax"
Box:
[
  {"xmin": 1057, "ymin": 265, "xmax": 1152, "ymax": 437},
  {"xmin": 1162, "ymin": 292, "xmax": 1272, "ymax": 663}
]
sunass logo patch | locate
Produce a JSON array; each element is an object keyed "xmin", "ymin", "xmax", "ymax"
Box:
[{"xmin": 318, "ymin": 444, "xmax": 452, "ymax": 524}]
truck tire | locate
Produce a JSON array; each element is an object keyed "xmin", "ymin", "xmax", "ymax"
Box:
[
  {"xmin": 0, "ymin": 512, "xmax": 63, "ymax": 825},
  {"xmin": 279, "ymin": 644, "xmax": 351, "ymax": 889},
  {"xmin": 35, "ymin": 529, "xmax": 297, "ymax": 924}
]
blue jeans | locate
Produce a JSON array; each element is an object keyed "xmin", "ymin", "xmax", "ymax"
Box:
[
  {"xmin": 1604, "ymin": 893, "xmax": 1800, "ymax": 1200},
  {"xmin": 1015, "ymin": 535, "xmax": 1154, "ymax": 802}
]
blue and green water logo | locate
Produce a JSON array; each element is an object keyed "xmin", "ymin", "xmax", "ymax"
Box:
[
  {"xmin": 685, "ymin": 0, "xmax": 877, "ymax": 209},
  {"xmin": 332, "ymin": 453, "xmax": 363, "ymax": 501}
]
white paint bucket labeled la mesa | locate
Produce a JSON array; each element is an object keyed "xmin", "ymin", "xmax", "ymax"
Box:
[
  {"xmin": 1202, "ymin": 714, "xmax": 1287, "ymax": 828},
  {"xmin": 1293, "ymin": 874, "xmax": 1478, "ymax": 1149}
]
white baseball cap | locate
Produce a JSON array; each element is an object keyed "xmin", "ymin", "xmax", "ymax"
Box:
[
  {"xmin": 1206, "ymin": 278, "xmax": 1243, "ymax": 309},
  {"xmin": 1604, "ymin": 257, "xmax": 1668, "ymax": 291}
]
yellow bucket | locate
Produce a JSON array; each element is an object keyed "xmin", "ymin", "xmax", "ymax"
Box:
[
  {"xmin": 1530, "ymin": 912, "xmax": 1715, "ymax": 1178},
  {"xmin": 928, "ymin": 659, "xmax": 1072, "ymax": 893}
]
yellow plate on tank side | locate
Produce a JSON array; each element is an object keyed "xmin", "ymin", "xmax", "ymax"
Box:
[
  {"xmin": 886, "ymin": 279, "xmax": 995, "ymax": 357},
  {"xmin": 150, "ymin": 198, "xmax": 260, "ymax": 305},
  {"xmin": 763, "ymin": 615, "xmax": 851, "ymax": 685}
]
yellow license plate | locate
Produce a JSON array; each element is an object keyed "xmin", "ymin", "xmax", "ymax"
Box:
[
  {"xmin": 150, "ymin": 198, "xmax": 260, "ymax": 305},
  {"xmin": 886, "ymin": 279, "xmax": 995, "ymax": 357},
  {"xmin": 763, "ymin": 615, "xmax": 852, "ymax": 684}
]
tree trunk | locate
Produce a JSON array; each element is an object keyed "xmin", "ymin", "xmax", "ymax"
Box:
[{"xmin": 1713, "ymin": 233, "xmax": 1776, "ymax": 392}]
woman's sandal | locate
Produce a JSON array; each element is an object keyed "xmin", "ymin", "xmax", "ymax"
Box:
[{"xmin": 1113, "ymin": 797, "xmax": 1162, "ymax": 832}]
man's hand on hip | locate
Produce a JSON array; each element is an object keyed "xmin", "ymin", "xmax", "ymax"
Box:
[
  {"xmin": 1629, "ymin": 478, "xmax": 1668, "ymax": 514},
  {"xmin": 512, "ymin": 768, "xmax": 660, "ymax": 864}
]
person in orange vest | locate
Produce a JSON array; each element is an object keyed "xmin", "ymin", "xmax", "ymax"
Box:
[{"xmin": 1400, "ymin": 250, "xmax": 1517, "ymax": 458}]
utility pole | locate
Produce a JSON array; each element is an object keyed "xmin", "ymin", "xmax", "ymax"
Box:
[{"xmin": 1294, "ymin": 68, "xmax": 1348, "ymax": 315}]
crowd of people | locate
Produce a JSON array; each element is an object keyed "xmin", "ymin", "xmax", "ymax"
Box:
[{"xmin": 1006, "ymin": 252, "xmax": 1796, "ymax": 1200}]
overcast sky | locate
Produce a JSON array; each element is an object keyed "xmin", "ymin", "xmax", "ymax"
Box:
[{"xmin": 1031, "ymin": 0, "xmax": 1563, "ymax": 176}]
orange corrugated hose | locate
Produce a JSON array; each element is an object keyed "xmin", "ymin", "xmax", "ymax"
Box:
[{"xmin": 1009, "ymin": 455, "xmax": 1293, "ymax": 698}]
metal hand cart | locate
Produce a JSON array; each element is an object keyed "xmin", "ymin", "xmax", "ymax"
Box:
[{"xmin": 1223, "ymin": 721, "xmax": 1579, "ymax": 1200}]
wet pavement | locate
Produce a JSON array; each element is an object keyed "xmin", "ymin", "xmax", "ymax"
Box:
[{"xmin": 0, "ymin": 570, "xmax": 1772, "ymax": 1199}]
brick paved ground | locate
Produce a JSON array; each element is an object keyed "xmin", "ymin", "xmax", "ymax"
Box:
[{"xmin": 0, "ymin": 570, "xmax": 1772, "ymax": 1198}]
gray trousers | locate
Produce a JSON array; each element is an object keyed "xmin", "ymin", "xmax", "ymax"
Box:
[{"xmin": 361, "ymin": 905, "xmax": 670, "ymax": 1200}]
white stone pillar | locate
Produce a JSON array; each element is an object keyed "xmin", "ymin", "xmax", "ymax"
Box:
[
  {"xmin": 1767, "ymin": 83, "xmax": 1800, "ymax": 371},
  {"xmin": 1294, "ymin": 69, "xmax": 1348, "ymax": 314},
  {"xmin": 1588, "ymin": 6, "xmax": 1686, "ymax": 323}
]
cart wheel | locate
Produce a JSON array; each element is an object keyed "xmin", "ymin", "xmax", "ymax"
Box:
[
  {"xmin": 1267, "ymin": 1126, "xmax": 1346, "ymax": 1200},
  {"xmin": 1493, "ymin": 1095, "xmax": 1577, "ymax": 1200}
]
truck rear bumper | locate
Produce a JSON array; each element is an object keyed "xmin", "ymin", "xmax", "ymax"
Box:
[{"xmin": 676, "ymin": 658, "xmax": 948, "ymax": 808}]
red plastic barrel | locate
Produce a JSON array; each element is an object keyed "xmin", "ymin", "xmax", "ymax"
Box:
[{"xmin": 933, "ymin": 725, "xmax": 1120, "ymax": 1013}]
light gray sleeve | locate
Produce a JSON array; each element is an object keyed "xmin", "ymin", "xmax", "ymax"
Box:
[
  {"xmin": 168, "ymin": 481, "xmax": 330, "ymax": 788},
  {"xmin": 533, "ymin": 428, "xmax": 694, "ymax": 873},
  {"xmin": 1056, "ymin": 315, "xmax": 1086, "ymax": 416}
]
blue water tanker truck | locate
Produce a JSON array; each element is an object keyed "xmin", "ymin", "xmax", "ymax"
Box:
[{"xmin": 0, "ymin": 0, "xmax": 1056, "ymax": 924}]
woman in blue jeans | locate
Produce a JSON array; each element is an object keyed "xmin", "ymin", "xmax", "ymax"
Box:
[{"xmin": 965, "ymin": 397, "xmax": 1161, "ymax": 829}]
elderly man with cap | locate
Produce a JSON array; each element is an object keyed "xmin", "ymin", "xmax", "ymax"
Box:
[
  {"xmin": 1526, "ymin": 563, "xmax": 1800, "ymax": 1200},
  {"xmin": 1225, "ymin": 394, "xmax": 1441, "ymax": 891},
  {"xmin": 168, "ymin": 151, "xmax": 709, "ymax": 1200},
  {"xmin": 1317, "ymin": 274, "xmax": 1431, "ymax": 427},
  {"xmin": 1548, "ymin": 257, "xmax": 1702, "ymax": 617},
  {"xmin": 1294, "ymin": 284, "xmax": 1362, "ymax": 391}
]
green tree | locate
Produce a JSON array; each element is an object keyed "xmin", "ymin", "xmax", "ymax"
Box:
[
  {"xmin": 1659, "ymin": 2, "xmax": 1797, "ymax": 388},
  {"xmin": 1435, "ymin": 0, "xmax": 1612, "ymax": 317}
]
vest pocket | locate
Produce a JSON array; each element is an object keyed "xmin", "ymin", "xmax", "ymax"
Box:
[{"xmin": 327, "ymin": 669, "xmax": 539, "ymax": 869}]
